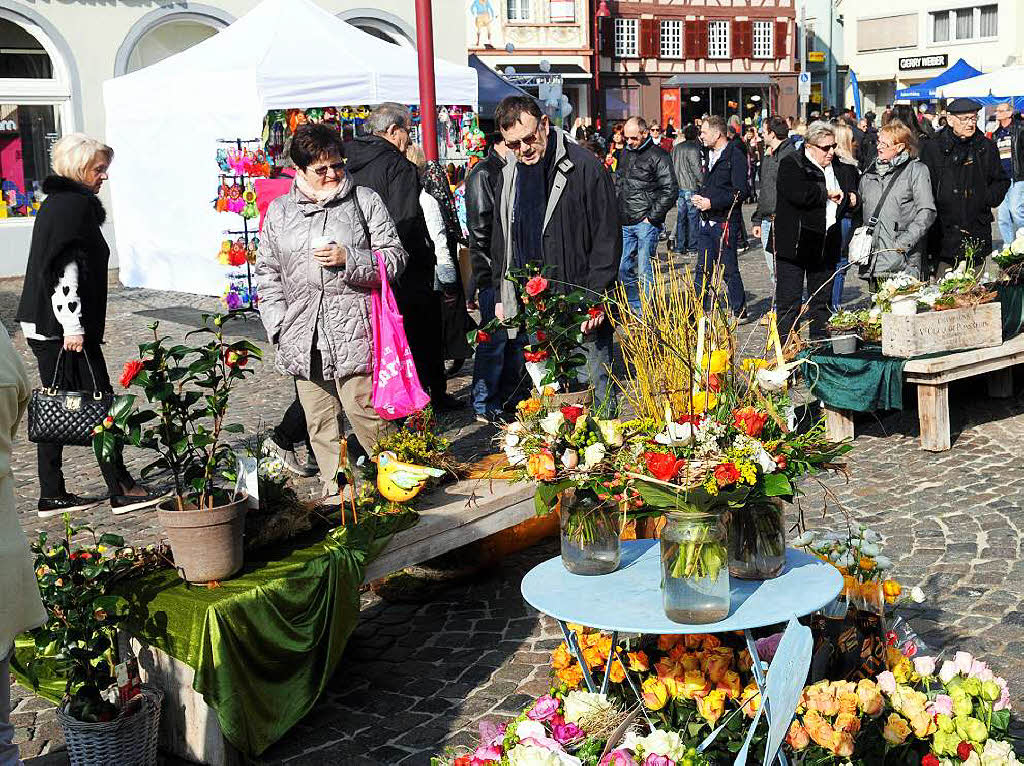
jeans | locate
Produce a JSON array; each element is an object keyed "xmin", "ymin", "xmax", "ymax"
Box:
[
  {"xmin": 675, "ymin": 190, "xmax": 700, "ymax": 252},
  {"xmin": 27, "ymin": 340, "xmax": 133, "ymax": 498},
  {"xmin": 759, "ymin": 218, "xmax": 774, "ymax": 283},
  {"xmin": 471, "ymin": 287, "xmax": 528, "ymax": 418},
  {"xmin": 580, "ymin": 318, "xmax": 617, "ymax": 416},
  {"xmin": 831, "ymin": 218, "xmax": 854, "ymax": 312},
  {"xmin": 776, "ymin": 257, "xmax": 836, "ymax": 342},
  {"xmin": 619, "ymin": 221, "xmax": 661, "ymax": 315},
  {"xmin": 997, "ymin": 179, "xmax": 1024, "ymax": 247},
  {"xmin": 694, "ymin": 218, "xmax": 746, "ymax": 316}
]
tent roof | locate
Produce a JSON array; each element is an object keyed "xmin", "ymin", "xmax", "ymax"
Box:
[
  {"xmin": 469, "ymin": 55, "xmax": 535, "ymax": 120},
  {"xmin": 936, "ymin": 64, "xmax": 1024, "ymax": 101},
  {"xmin": 108, "ymin": 0, "xmax": 477, "ymax": 108},
  {"xmin": 895, "ymin": 58, "xmax": 981, "ymax": 100}
]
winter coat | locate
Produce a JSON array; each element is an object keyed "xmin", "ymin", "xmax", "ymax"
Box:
[
  {"xmin": 343, "ymin": 135, "xmax": 434, "ymax": 299},
  {"xmin": 750, "ymin": 136, "xmax": 798, "ymax": 224},
  {"xmin": 492, "ymin": 127, "xmax": 621, "ymax": 331},
  {"xmin": 614, "ymin": 138, "xmax": 678, "ymax": 226},
  {"xmin": 0, "ymin": 324, "xmax": 46, "ymax": 659},
  {"xmin": 919, "ymin": 128, "xmax": 1009, "ymax": 264},
  {"xmin": 772, "ymin": 150, "xmax": 859, "ymax": 265},
  {"xmin": 16, "ymin": 175, "xmax": 110, "ymax": 343},
  {"xmin": 857, "ymin": 153, "xmax": 936, "ymax": 280},
  {"xmin": 993, "ymin": 116, "xmax": 1024, "ymax": 182},
  {"xmin": 255, "ymin": 173, "xmax": 408, "ymax": 381},
  {"xmin": 696, "ymin": 140, "xmax": 749, "ymax": 226},
  {"xmin": 671, "ymin": 140, "xmax": 703, "ymax": 192},
  {"xmin": 466, "ymin": 148, "xmax": 505, "ymax": 290},
  {"xmin": 858, "ymin": 128, "xmax": 879, "ymax": 172}
]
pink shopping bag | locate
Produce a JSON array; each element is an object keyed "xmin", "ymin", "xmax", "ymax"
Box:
[{"xmin": 370, "ymin": 252, "xmax": 430, "ymax": 419}]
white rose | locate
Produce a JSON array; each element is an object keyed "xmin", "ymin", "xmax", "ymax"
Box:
[
  {"xmin": 582, "ymin": 442, "xmax": 606, "ymax": 470},
  {"xmin": 515, "ymin": 720, "xmax": 547, "ymax": 742},
  {"xmin": 560, "ymin": 449, "xmax": 579, "ymax": 469},
  {"xmin": 540, "ymin": 411, "xmax": 565, "ymax": 436},
  {"xmin": 753, "ymin": 444, "xmax": 777, "ymax": 474},
  {"xmin": 640, "ymin": 729, "xmax": 686, "ymax": 760},
  {"xmin": 910, "ymin": 586, "xmax": 925, "ymax": 603},
  {"xmin": 858, "ymin": 542, "xmax": 880, "ymax": 558},
  {"xmin": 508, "ymin": 744, "xmax": 582, "ymax": 766},
  {"xmin": 618, "ymin": 731, "xmax": 644, "ymax": 752},
  {"xmin": 508, "ymin": 421, "xmax": 524, "ymax": 434},
  {"xmin": 597, "ymin": 419, "xmax": 624, "ymax": 447},
  {"xmin": 562, "ymin": 691, "xmax": 613, "ymax": 724}
]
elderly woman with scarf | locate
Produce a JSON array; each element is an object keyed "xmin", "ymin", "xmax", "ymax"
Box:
[
  {"xmin": 407, "ymin": 144, "xmax": 477, "ymax": 371},
  {"xmin": 256, "ymin": 124, "xmax": 408, "ymax": 498}
]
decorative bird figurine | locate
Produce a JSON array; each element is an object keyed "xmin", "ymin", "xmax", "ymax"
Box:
[{"xmin": 375, "ymin": 451, "xmax": 445, "ymax": 503}]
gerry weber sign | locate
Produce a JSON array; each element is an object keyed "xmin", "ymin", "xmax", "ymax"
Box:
[{"xmin": 899, "ymin": 54, "xmax": 948, "ymax": 71}]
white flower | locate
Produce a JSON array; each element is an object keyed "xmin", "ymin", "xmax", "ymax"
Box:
[
  {"xmin": 794, "ymin": 531, "xmax": 817, "ymax": 547},
  {"xmin": 560, "ymin": 449, "xmax": 579, "ymax": 469},
  {"xmin": 980, "ymin": 739, "xmax": 1020, "ymax": 766},
  {"xmin": 562, "ymin": 691, "xmax": 613, "ymax": 724},
  {"xmin": 860, "ymin": 529, "xmax": 880, "ymax": 543},
  {"xmin": 1012, "ymin": 237, "xmax": 1024, "ymax": 255},
  {"xmin": 508, "ymin": 421, "xmax": 524, "ymax": 434},
  {"xmin": 596, "ymin": 419, "xmax": 624, "ymax": 447},
  {"xmin": 858, "ymin": 542, "xmax": 880, "ymax": 558},
  {"xmin": 910, "ymin": 586, "xmax": 925, "ymax": 603},
  {"xmin": 540, "ymin": 411, "xmax": 565, "ymax": 436},
  {"xmin": 655, "ymin": 420, "xmax": 694, "ymax": 447},
  {"xmin": 515, "ymin": 721, "xmax": 547, "ymax": 741},
  {"xmin": 505, "ymin": 432, "xmax": 521, "ymax": 448},
  {"xmin": 640, "ymin": 729, "xmax": 687, "ymax": 761},
  {"xmin": 874, "ymin": 555, "xmax": 893, "ymax": 570},
  {"xmin": 757, "ymin": 366, "xmax": 790, "ymax": 392},
  {"xmin": 869, "ymin": 307, "xmax": 881, "ymax": 320},
  {"xmin": 938, "ymin": 660, "xmax": 959, "ymax": 684},
  {"xmin": 619, "ymin": 731, "xmax": 645, "ymax": 752},
  {"xmin": 504, "ymin": 445, "xmax": 527, "ymax": 466},
  {"xmin": 507, "ymin": 744, "xmax": 581, "ymax": 766},
  {"xmin": 582, "ymin": 442, "xmax": 606, "ymax": 469}
]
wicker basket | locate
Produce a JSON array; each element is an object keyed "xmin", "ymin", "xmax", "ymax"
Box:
[{"xmin": 56, "ymin": 684, "xmax": 163, "ymax": 766}]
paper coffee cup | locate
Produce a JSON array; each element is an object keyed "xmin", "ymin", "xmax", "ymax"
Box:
[{"xmin": 310, "ymin": 236, "xmax": 335, "ymax": 250}]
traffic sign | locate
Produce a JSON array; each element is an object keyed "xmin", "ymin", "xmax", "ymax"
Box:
[{"xmin": 798, "ymin": 71, "xmax": 811, "ymax": 99}]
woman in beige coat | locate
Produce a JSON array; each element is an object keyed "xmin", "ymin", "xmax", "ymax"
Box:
[{"xmin": 0, "ymin": 325, "xmax": 47, "ymax": 765}]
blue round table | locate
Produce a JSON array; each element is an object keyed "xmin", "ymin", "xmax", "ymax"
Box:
[{"xmin": 521, "ymin": 539, "xmax": 843, "ymax": 764}]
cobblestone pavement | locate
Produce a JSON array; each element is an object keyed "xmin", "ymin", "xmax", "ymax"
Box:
[{"xmin": 10, "ymin": 208, "xmax": 1024, "ymax": 763}]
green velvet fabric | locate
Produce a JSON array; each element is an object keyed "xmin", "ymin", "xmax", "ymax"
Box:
[
  {"xmin": 997, "ymin": 284, "xmax": 1024, "ymax": 341},
  {"xmin": 12, "ymin": 512, "xmax": 416, "ymax": 758},
  {"xmin": 802, "ymin": 347, "xmax": 908, "ymax": 413}
]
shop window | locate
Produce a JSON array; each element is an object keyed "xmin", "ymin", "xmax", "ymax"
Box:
[
  {"xmin": 604, "ymin": 87, "xmax": 640, "ymax": 121},
  {"xmin": 708, "ymin": 20, "xmax": 730, "ymax": 59},
  {"xmin": 752, "ymin": 21, "xmax": 774, "ymax": 59},
  {"xmin": 549, "ymin": 0, "xmax": 575, "ymax": 23},
  {"xmin": 614, "ymin": 18, "xmax": 639, "ymax": 58},
  {"xmin": 929, "ymin": 6, "xmax": 996, "ymax": 44},
  {"xmin": 661, "ymin": 20, "xmax": 682, "ymax": 58},
  {"xmin": 507, "ymin": 0, "xmax": 531, "ymax": 22}
]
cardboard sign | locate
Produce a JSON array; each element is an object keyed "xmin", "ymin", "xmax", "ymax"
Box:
[{"xmin": 882, "ymin": 302, "xmax": 1002, "ymax": 357}]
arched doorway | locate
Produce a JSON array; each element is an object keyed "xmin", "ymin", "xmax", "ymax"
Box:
[{"xmin": 338, "ymin": 9, "xmax": 415, "ymax": 49}]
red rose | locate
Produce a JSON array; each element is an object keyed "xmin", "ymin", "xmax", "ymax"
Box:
[
  {"xmin": 707, "ymin": 373, "xmax": 722, "ymax": 393},
  {"xmin": 921, "ymin": 756, "xmax": 940, "ymax": 766},
  {"xmin": 453, "ymin": 757, "xmax": 472, "ymax": 766},
  {"xmin": 713, "ymin": 462, "xmax": 741, "ymax": 487},
  {"xmin": 644, "ymin": 451, "xmax": 685, "ymax": 482},
  {"xmin": 773, "ymin": 454, "xmax": 787, "ymax": 470},
  {"xmin": 525, "ymin": 275, "xmax": 549, "ymax": 297},
  {"xmin": 732, "ymin": 406, "xmax": 769, "ymax": 438},
  {"xmin": 524, "ymin": 349, "xmax": 549, "ymax": 363},
  {"xmin": 536, "ymin": 330, "xmax": 547, "ymax": 343},
  {"xmin": 476, "ymin": 330, "xmax": 492, "ymax": 343},
  {"xmin": 560, "ymin": 406, "xmax": 584, "ymax": 424},
  {"xmin": 119, "ymin": 360, "xmax": 144, "ymax": 388},
  {"xmin": 587, "ymin": 306, "xmax": 604, "ymax": 319},
  {"xmin": 957, "ymin": 742, "xmax": 973, "ymax": 761}
]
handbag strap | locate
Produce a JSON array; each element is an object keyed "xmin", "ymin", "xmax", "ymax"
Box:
[
  {"xmin": 49, "ymin": 347, "xmax": 100, "ymax": 394},
  {"xmin": 351, "ymin": 189, "xmax": 371, "ymax": 245},
  {"xmin": 865, "ymin": 161, "xmax": 911, "ymax": 233}
]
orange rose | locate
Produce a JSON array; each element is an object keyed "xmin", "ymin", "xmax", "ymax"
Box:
[
  {"xmin": 740, "ymin": 681, "xmax": 761, "ymax": 718},
  {"xmin": 786, "ymin": 720, "xmax": 811, "ymax": 751},
  {"xmin": 608, "ymin": 659, "xmax": 626, "ymax": 683},
  {"xmin": 680, "ymin": 653, "xmax": 702, "ymax": 673},
  {"xmin": 642, "ymin": 677, "xmax": 669, "ymax": 711},
  {"xmin": 856, "ymin": 679, "xmax": 884, "ymax": 717},
  {"xmin": 680, "ymin": 670, "xmax": 711, "ymax": 699},
  {"xmin": 701, "ymin": 634, "xmax": 722, "ymax": 650},
  {"xmin": 627, "ymin": 651, "xmax": 650, "ymax": 672},
  {"xmin": 684, "ymin": 634, "xmax": 704, "ymax": 650},
  {"xmin": 732, "ymin": 406, "xmax": 769, "ymax": 438},
  {"xmin": 833, "ymin": 732, "xmax": 855, "ymax": 757},
  {"xmin": 835, "ymin": 712, "xmax": 861, "ymax": 735},
  {"xmin": 551, "ymin": 643, "xmax": 573, "ymax": 670},
  {"xmin": 697, "ymin": 689, "xmax": 727, "ymax": 726},
  {"xmin": 883, "ymin": 578, "xmax": 902, "ymax": 604},
  {"xmin": 717, "ymin": 670, "xmax": 742, "ymax": 699},
  {"xmin": 556, "ymin": 664, "xmax": 584, "ymax": 688},
  {"xmin": 837, "ymin": 692, "xmax": 860, "ymax": 717},
  {"xmin": 658, "ymin": 634, "xmax": 682, "ymax": 652},
  {"xmin": 526, "ymin": 450, "xmax": 557, "ymax": 481}
]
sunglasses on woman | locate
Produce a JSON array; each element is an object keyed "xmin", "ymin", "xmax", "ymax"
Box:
[{"xmin": 310, "ymin": 161, "xmax": 346, "ymax": 177}]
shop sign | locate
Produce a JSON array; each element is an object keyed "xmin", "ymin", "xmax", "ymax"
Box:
[
  {"xmin": 899, "ymin": 54, "xmax": 948, "ymax": 71},
  {"xmin": 808, "ymin": 51, "xmax": 826, "ymax": 63}
]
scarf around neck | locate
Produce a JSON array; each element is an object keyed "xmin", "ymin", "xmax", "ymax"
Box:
[{"xmin": 294, "ymin": 169, "xmax": 349, "ymax": 205}]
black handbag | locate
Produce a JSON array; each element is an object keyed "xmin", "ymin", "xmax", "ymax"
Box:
[{"xmin": 28, "ymin": 349, "xmax": 113, "ymax": 446}]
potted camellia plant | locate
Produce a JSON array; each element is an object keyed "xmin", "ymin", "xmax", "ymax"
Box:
[
  {"xmin": 826, "ymin": 310, "xmax": 860, "ymax": 355},
  {"xmin": 94, "ymin": 314, "xmax": 261, "ymax": 582}
]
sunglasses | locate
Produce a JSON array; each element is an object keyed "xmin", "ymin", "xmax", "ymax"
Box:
[
  {"xmin": 310, "ymin": 161, "xmax": 345, "ymax": 178},
  {"xmin": 813, "ymin": 143, "xmax": 837, "ymax": 152},
  {"xmin": 506, "ymin": 126, "xmax": 546, "ymax": 152}
]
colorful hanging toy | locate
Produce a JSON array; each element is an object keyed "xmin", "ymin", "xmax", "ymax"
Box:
[
  {"xmin": 217, "ymin": 239, "xmax": 232, "ymax": 265},
  {"xmin": 214, "ymin": 182, "xmax": 230, "ymax": 212},
  {"xmin": 216, "ymin": 149, "xmax": 231, "ymax": 173},
  {"xmin": 241, "ymin": 183, "xmax": 258, "ymax": 219},
  {"xmin": 247, "ymin": 237, "xmax": 259, "ymax": 264},
  {"xmin": 229, "ymin": 238, "xmax": 247, "ymax": 266},
  {"xmin": 227, "ymin": 182, "xmax": 244, "ymax": 213},
  {"xmin": 463, "ymin": 114, "xmax": 487, "ymax": 168}
]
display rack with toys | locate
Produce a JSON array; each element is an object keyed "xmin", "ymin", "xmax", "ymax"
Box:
[{"xmin": 213, "ymin": 138, "xmax": 264, "ymax": 312}]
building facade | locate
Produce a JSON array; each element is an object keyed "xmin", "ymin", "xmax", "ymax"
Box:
[
  {"xmin": 597, "ymin": 0, "xmax": 798, "ymax": 130},
  {"xmin": 844, "ymin": 0, "xmax": 1024, "ymax": 114},
  {"xmin": 0, "ymin": 0, "xmax": 467, "ymax": 276},
  {"xmin": 802, "ymin": 0, "xmax": 846, "ymax": 115},
  {"xmin": 466, "ymin": 0, "xmax": 595, "ymax": 121}
]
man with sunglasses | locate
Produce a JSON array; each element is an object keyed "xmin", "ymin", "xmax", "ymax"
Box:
[
  {"xmin": 491, "ymin": 96, "xmax": 622, "ymax": 413},
  {"xmin": 920, "ymin": 98, "xmax": 1009, "ymax": 275}
]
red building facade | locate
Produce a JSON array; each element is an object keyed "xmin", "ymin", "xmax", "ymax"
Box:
[{"xmin": 597, "ymin": 1, "xmax": 799, "ymax": 128}]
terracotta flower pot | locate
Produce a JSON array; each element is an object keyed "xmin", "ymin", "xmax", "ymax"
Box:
[{"xmin": 157, "ymin": 494, "xmax": 247, "ymax": 583}]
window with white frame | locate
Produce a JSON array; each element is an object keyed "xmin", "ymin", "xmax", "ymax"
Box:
[
  {"xmin": 708, "ymin": 20, "xmax": 730, "ymax": 58},
  {"xmin": 507, "ymin": 0, "xmax": 531, "ymax": 22},
  {"xmin": 930, "ymin": 5, "xmax": 997, "ymax": 43},
  {"xmin": 614, "ymin": 18, "xmax": 638, "ymax": 57},
  {"xmin": 661, "ymin": 20, "xmax": 682, "ymax": 58},
  {"xmin": 752, "ymin": 20, "xmax": 774, "ymax": 58}
]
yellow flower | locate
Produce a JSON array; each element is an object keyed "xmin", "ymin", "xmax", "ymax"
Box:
[
  {"xmin": 717, "ymin": 670, "xmax": 742, "ymax": 699},
  {"xmin": 697, "ymin": 689, "xmax": 727, "ymax": 726},
  {"xmin": 786, "ymin": 720, "xmax": 810, "ymax": 750},
  {"xmin": 518, "ymin": 398, "xmax": 542, "ymax": 416},
  {"xmin": 551, "ymin": 643, "xmax": 573, "ymax": 670},
  {"xmin": 679, "ymin": 670, "xmax": 710, "ymax": 699},
  {"xmin": 883, "ymin": 578, "xmax": 902, "ymax": 604},
  {"xmin": 700, "ymin": 349, "xmax": 730, "ymax": 375},
  {"xmin": 740, "ymin": 681, "xmax": 761, "ymax": 718},
  {"xmin": 741, "ymin": 357, "xmax": 770, "ymax": 373},
  {"xmin": 691, "ymin": 390, "xmax": 719, "ymax": 414},
  {"xmin": 642, "ymin": 677, "xmax": 669, "ymax": 711},
  {"xmin": 856, "ymin": 679, "xmax": 884, "ymax": 716},
  {"xmin": 882, "ymin": 713, "xmax": 912, "ymax": 745}
]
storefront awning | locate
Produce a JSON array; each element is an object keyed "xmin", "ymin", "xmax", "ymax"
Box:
[
  {"xmin": 664, "ymin": 73, "xmax": 775, "ymax": 87},
  {"xmin": 895, "ymin": 58, "xmax": 981, "ymax": 101}
]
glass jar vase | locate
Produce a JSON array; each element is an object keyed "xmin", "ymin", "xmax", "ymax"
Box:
[
  {"xmin": 558, "ymin": 488, "xmax": 621, "ymax": 575},
  {"xmin": 727, "ymin": 499, "xmax": 787, "ymax": 580},
  {"xmin": 660, "ymin": 512, "xmax": 730, "ymax": 624}
]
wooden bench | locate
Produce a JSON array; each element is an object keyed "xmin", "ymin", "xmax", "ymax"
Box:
[{"xmin": 824, "ymin": 332, "xmax": 1024, "ymax": 451}]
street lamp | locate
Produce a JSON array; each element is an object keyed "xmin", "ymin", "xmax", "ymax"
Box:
[{"xmin": 593, "ymin": 0, "xmax": 612, "ymax": 126}]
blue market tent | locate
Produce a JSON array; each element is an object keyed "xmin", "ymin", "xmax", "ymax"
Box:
[
  {"xmin": 895, "ymin": 58, "xmax": 981, "ymax": 101},
  {"xmin": 470, "ymin": 54, "xmax": 535, "ymax": 119}
]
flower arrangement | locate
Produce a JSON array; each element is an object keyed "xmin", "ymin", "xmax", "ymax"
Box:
[
  {"xmin": 856, "ymin": 309, "xmax": 883, "ymax": 343},
  {"xmin": 827, "ymin": 310, "xmax": 861, "ymax": 333},
  {"xmin": 994, "ymin": 233, "xmax": 1024, "ymax": 275},
  {"xmin": 26, "ymin": 516, "xmax": 136, "ymax": 721},
  {"xmin": 873, "ymin": 272, "xmax": 924, "ymax": 312}
]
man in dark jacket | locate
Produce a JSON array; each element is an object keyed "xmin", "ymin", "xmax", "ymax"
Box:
[
  {"xmin": 615, "ymin": 116, "xmax": 677, "ymax": 314},
  {"xmin": 750, "ymin": 116, "xmax": 797, "ymax": 283},
  {"xmin": 672, "ymin": 124, "xmax": 703, "ymax": 255},
  {"xmin": 345, "ymin": 102, "xmax": 462, "ymax": 410},
  {"xmin": 692, "ymin": 115, "xmax": 749, "ymax": 317},
  {"xmin": 858, "ymin": 114, "xmax": 879, "ymax": 171},
  {"xmin": 492, "ymin": 96, "xmax": 622, "ymax": 413},
  {"xmin": 466, "ymin": 136, "xmax": 523, "ymax": 422},
  {"xmin": 920, "ymin": 98, "xmax": 1009, "ymax": 274},
  {"xmin": 993, "ymin": 102, "xmax": 1024, "ymax": 247}
]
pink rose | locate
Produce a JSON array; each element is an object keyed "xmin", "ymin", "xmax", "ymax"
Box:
[
  {"xmin": 954, "ymin": 651, "xmax": 974, "ymax": 675},
  {"xmin": 938, "ymin": 661, "xmax": 959, "ymax": 684},
  {"xmin": 969, "ymin": 659, "xmax": 989, "ymax": 679},
  {"xmin": 928, "ymin": 694, "xmax": 954, "ymax": 717},
  {"xmin": 643, "ymin": 755, "xmax": 674, "ymax": 766},
  {"xmin": 877, "ymin": 671, "xmax": 897, "ymax": 695},
  {"xmin": 600, "ymin": 751, "xmax": 638, "ymax": 766},
  {"xmin": 471, "ymin": 744, "xmax": 503, "ymax": 763},
  {"xmin": 995, "ymin": 678, "xmax": 1011, "ymax": 712},
  {"xmin": 527, "ymin": 694, "xmax": 561, "ymax": 722},
  {"xmin": 551, "ymin": 721, "xmax": 582, "ymax": 744},
  {"xmin": 913, "ymin": 656, "xmax": 936, "ymax": 677}
]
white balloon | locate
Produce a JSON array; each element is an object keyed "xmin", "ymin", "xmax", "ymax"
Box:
[
  {"xmin": 504, "ymin": 66, "xmax": 516, "ymax": 76},
  {"xmin": 539, "ymin": 59, "xmax": 551, "ymax": 72}
]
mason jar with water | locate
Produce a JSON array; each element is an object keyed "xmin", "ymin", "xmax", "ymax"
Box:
[{"xmin": 660, "ymin": 511, "xmax": 730, "ymax": 623}]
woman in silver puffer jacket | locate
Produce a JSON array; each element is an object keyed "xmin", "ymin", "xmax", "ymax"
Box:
[{"xmin": 256, "ymin": 124, "xmax": 408, "ymax": 496}]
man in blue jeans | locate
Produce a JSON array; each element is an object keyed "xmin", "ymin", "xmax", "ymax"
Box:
[
  {"xmin": 993, "ymin": 102, "xmax": 1024, "ymax": 248},
  {"xmin": 672, "ymin": 124, "xmax": 703, "ymax": 254},
  {"xmin": 615, "ymin": 116, "xmax": 678, "ymax": 314}
]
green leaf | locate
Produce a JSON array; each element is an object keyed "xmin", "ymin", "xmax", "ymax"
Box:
[
  {"xmin": 533, "ymin": 479, "xmax": 573, "ymax": 516},
  {"xmin": 762, "ymin": 472, "xmax": 794, "ymax": 498},
  {"xmin": 92, "ymin": 594, "xmax": 129, "ymax": 618},
  {"xmin": 97, "ymin": 533, "xmax": 124, "ymax": 547},
  {"xmin": 223, "ymin": 423, "xmax": 244, "ymax": 433},
  {"xmin": 109, "ymin": 394, "xmax": 136, "ymax": 423}
]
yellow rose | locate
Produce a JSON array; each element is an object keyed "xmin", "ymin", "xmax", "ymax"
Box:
[
  {"xmin": 856, "ymin": 679, "xmax": 884, "ymax": 716},
  {"xmin": 804, "ymin": 710, "xmax": 838, "ymax": 751},
  {"xmin": 641, "ymin": 677, "xmax": 669, "ymax": 711},
  {"xmin": 882, "ymin": 713, "xmax": 912, "ymax": 745},
  {"xmin": 717, "ymin": 670, "xmax": 742, "ymax": 699},
  {"xmin": 910, "ymin": 709, "xmax": 937, "ymax": 738},
  {"xmin": 697, "ymin": 689, "xmax": 727, "ymax": 727},
  {"xmin": 740, "ymin": 681, "xmax": 762, "ymax": 718},
  {"xmin": 518, "ymin": 398, "xmax": 542, "ymax": 415},
  {"xmin": 700, "ymin": 349, "xmax": 730, "ymax": 374},
  {"xmin": 835, "ymin": 713, "xmax": 861, "ymax": 735},
  {"xmin": 786, "ymin": 720, "xmax": 811, "ymax": 751},
  {"xmin": 680, "ymin": 670, "xmax": 710, "ymax": 699},
  {"xmin": 551, "ymin": 643, "xmax": 572, "ymax": 670},
  {"xmin": 832, "ymin": 732, "xmax": 855, "ymax": 758}
]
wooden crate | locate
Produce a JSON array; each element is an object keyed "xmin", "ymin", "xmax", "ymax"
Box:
[{"xmin": 882, "ymin": 302, "xmax": 1002, "ymax": 357}]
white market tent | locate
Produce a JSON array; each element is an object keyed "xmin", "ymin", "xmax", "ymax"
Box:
[
  {"xmin": 936, "ymin": 65, "xmax": 1024, "ymax": 107},
  {"xmin": 103, "ymin": 0, "xmax": 478, "ymax": 296}
]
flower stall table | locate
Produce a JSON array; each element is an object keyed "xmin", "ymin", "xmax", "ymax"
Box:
[{"xmin": 521, "ymin": 540, "xmax": 842, "ymax": 763}]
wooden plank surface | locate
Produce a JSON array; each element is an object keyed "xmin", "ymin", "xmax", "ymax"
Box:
[
  {"xmin": 882, "ymin": 303, "xmax": 1001, "ymax": 358},
  {"xmin": 904, "ymin": 331, "xmax": 1024, "ymax": 376},
  {"xmin": 917, "ymin": 383, "xmax": 951, "ymax": 451},
  {"xmin": 824, "ymin": 407, "xmax": 855, "ymax": 442}
]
